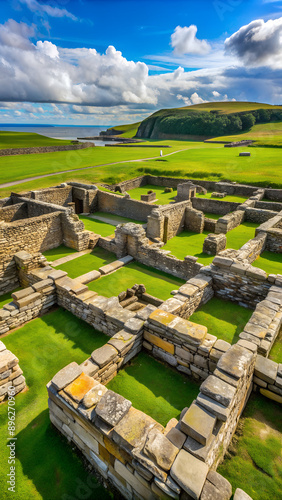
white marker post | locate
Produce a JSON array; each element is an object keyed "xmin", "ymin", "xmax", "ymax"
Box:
[{"xmin": 160, "ymin": 150, "xmax": 163, "ymax": 157}]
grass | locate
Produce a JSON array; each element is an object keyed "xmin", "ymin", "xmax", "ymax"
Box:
[
  {"xmin": 0, "ymin": 131, "xmax": 72, "ymax": 149},
  {"xmin": 218, "ymin": 392, "xmax": 282, "ymax": 500},
  {"xmin": 88, "ymin": 261, "xmax": 185, "ymax": 301},
  {"xmin": 196, "ymin": 191, "xmax": 247, "ymax": 203},
  {"xmin": 79, "ymin": 215, "xmax": 116, "ymax": 237},
  {"xmin": 252, "ymin": 251, "xmax": 282, "ymax": 276},
  {"xmin": 43, "ymin": 244, "xmax": 78, "ymax": 261},
  {"xmin": 0, "ymin": 287, "xmax": 21, "ymax": 309},
  {"xmin": 269, "ymin": 328, "xmax": 282, "ymax": 364},
  {"xmin": 163, "ymin": 230, "xmax": 214, "ymax": 265},
  {"xmin": 226, "ymin": 222, "xmax": 257, "ymax": 250},
  {"xmin": 214, "ymin": 122, "xmax": 282, "ymax": 147},
  {"xmin": 189, "ymin": 297, "xmax": 253, "ymax": 344},
  {"xmin": 107, "ymin": 122, "xmax": 141, "ymax": 138},
  {"xmin": 54, "ymin": 247, "xmax": 116, "ymax": 279},
  {"xmin": 107, "ymin": 351, "xmax": 200, "ymax": 426},
  {"xmin": 128, "ymin": 184, "xmax": 177, "ymax": 205},
  {"xmin": 204, "ymin": 212, "xmax": 222, "ymax": 220},
  {"xmin": 181, "ymin": 101, "xmax": 282, "ymax": 114},
  {"xmin": 91, "ymin": 211, "xmax": 145, "ymax": 224},
  {"xmin": 0, "ymin": 308, "xmax": 111, "ymax": 500}
]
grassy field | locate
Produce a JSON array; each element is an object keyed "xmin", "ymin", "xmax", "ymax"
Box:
[
  {"xmin": 163, "ymin": 230, "xmax": 214, "ymax": 265},
  {"xmin": 107, "ymin": 351, "xmax": 200, "ymax": 426},
  {"xmin": 196, "ymin": 191, "xmax": 247, "ymax": 203},
  {"xmin": 181, "ymin": 101, "xmax": 282, "ymax": 114},
  {"xmin": 53, "ymin": 247, "xmax": 116, "ymax": 279},
  {"xmin": 218, "ymin": 392, "xmax": 282, "ymax": 500},
  {"xmin": 213, "ymin": 122, "xmax": 282, "ymax": 147},
  {"xmin": 0, "ymin": 308, "xmax": 111, "ymax": 500},
  {"xmin": 269, "ymin": 328, "xmax": 282, "ymax": 364},
  {"xmin": 43, "ymin": 244, "xmax": 78, "ymax": 261},
  {"xmin": 189, "ymin": 297, "xmax": 253, "ymax": 344},
  {"xmin": 88, "ymin": 261, "xmax": 185, "ymax": 300},
  {"xmin": 252, "ymin": 251, "xmax": 282, "ymax": 276},
  {"xmin": 0, "ymin": 131, "xmax": 73, "ymax": 149},
  {"xmin": 226, "ymin": 222, "xmax": 257, "ymax": 250},
  {"xmin": 107, "ymin": 122, "xmax": 141, "ymax": 138},
  {"xmin": 79, "ymin": 215, "xmax": 116, "ymax": 237},
  {"xmin": 128, "ymin": 184, "xmax": 177, "ymax": 204}
]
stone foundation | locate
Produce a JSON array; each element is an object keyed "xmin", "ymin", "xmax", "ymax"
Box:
[{"xmin": 0, "ymin": 341, "xmax": 26, "ymax": 402}]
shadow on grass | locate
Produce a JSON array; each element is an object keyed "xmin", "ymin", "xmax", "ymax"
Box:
[{"xmin": 16, "ymin": 408, "xmax": 113, "ymax": 500}]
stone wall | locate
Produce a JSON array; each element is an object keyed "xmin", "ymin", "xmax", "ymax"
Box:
[
  {"xmin": 256, "ymin": 213, "xmax": 282, "ymax": 253},
  {"xmin": 0, "ymin": 203, "xmax": 28, "ymax": 222},
  {"xmin": 264, "ymin": 187, "xmax": 282, "ymax": 202},
  {"xmin": 30, "ymin": 185, "xmax": 73, "ymax": 207},
  {"xmin": 244, "ymin": 207, "xmax": 278, "ymax": 224},
  {"xmin": 97, "ymin": 190, "xmax": 154, "ymax": 221},
  {"xmin": 192, "ymin": 198, "xmax": 240, "ymax": 215},
  {"xmin": 147, "ymin": 202, "xmax": 191, "ymax": 241},
  {"xmin": 215, "ymin": 210, "xmax": 245, "ymax": 234},
  {"xmin": 0, "ymin": 341, "xmax": 26, "ymax": 402},
  {"xmin": 185, "ymin": 207, "xmax": 204, "ymax": 233},
  {"xmin": 253, "ymin": 356, "xmax": 282, "ymax": 404},
  {"xmin": 0, "ymin": 142, "xmax": 95, "ymax": 157},
  {"xmin": 237, "ymin": 233, "xmax": 267, "ymax": 263},
  {"xmin": 255, "ymin": 200, "xmax": 282, "ymax": 212}
]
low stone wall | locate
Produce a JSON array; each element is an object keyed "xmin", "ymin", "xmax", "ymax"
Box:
[
  {"xmin": 30, "ymin": 185, "xmax": 73, "ymax": 207},
  {"xmin": 255, "ymin": 200, "xmax": 282, "ymax": 212},
  {"xmin": 185, "ymin": 207, "xmax": 204, "ymax": 233},
  {"xmin": 256, "ymin": 214, "xmax": 282, "ymax": 253},
  {"xmin": 0, "ymin": 203, "xmax": 28, "ymax": 222},
  {"xmin": 0, "ymin": 280, "xmax": 56, "ymax": 336},
  {"xmin": 192, "ymin": 197, "xmax": 240, "ymax": 215},
  {"xmin": 204, "ymin": 217, "xmax": 216, "ymax": 232},
  {"xmin": 147, "ymin": 202, "xmax": 191, "ymax": 241},
  {"xmin": 244, "ymin": 207, "xmax": 278, "ymax": 224},
  {"xmin": 253, "ymin": 356, "xmax": 282, "ymax": 404},
  {"xmin": 237, "ymin": 233, "xmax": 267, "ymax": 263},
  {"xmin": 97, "ymin": 190, "xmax": 153, "ymax": 222},
  {"xmin": 215, "ymin": 210, "xmax": 245, "ymax": 234},
  {"xmin": 0, "ymin": 258, "xmax": 19, "ymax": 296},
  {"xmin": 264, "ymin": 187, "xmax": 282, "ymax": 202},
  {"xmin": 0, "ymin": 143, "xmax": 94, "ymax": 156},
  {"xmin": 0, "ymin": 341, "xmax": 26, "ymax": 402}
]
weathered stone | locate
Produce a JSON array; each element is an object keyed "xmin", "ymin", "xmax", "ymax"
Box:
[
  {"xmin": 175, "ymin": 346, "xmax": 193, "ymax": 362},
  {"xmin": 51, "ymin": 362, "xmax": 82, "ymax": 391},
  {"xmin": 144, "ymin": 428, "xmax": 179, "ymax": 470},
  {"xmin": 91, "ymin": 344, "xmax": 118, "ymax": 368},
  {"xmin": 233, "ymin": 488, "xmax": 253, "ymax": 500},
  {"xmin": 124, "ymin": 317, "xmax": 144, "ymax": 333},
  {"xmin": 170, "ymin": 449, "xmax": 208, "ymax": 499},
  {"xmin": 113, "ymin": 407, "xmax": 161, "ymax": 453},
  {"xmin": 152, "ymin": 347, "xmax": 177, "ymax": 366},
  {"xmin": 144, "ymin": 331, "xmax": 174, "ymax": 354},
  {"xmin": 200, "ymin": 375, "xmax": 236, "ymax": 408},
  {"xmin": 254, "ymin": 356, "xmax": 278, "ymax": 384},
  {"xmin": 82, "ymin": 383, "xmax": 108, "ymax": 408},
  {"xmin": 0, "ymin": 350, "xmax": 18, "ymax": 374},
  {"xmin": 95, "ymin": 390, "xmax": 131, "ymax": 427},
  {"xmin": 64, "ymin": 372, "xmax": 96, "ymax": 403},
  {"xmin": 80, "ymin": 358, "xmax": 99, "ymax": 377},
  {"xmin": 260, "ymin": 388, "xmax": 282, "ymax": 404},
  {"xmin": 167, "ymin": 317, "xmax": 207, "ymax": 346},
  {"xmin": 217, "ymin": 344, "xmax": 254, "ymax": 380},
  {"xmin": 166, "ymin": 427, "xmax": 186, "ymax": 449},
  {"xmin": 201, "ymin": 471, "xmax": 232, "ymax": 500},
  {"xmin": 114, "ymin": 459, "xmax": 154, "ymax": 499},
  {"xmin": 152, "ymin": 479, "xmax": 179, "ymax": 499},
  {"xmin": 180, "ymin": 403, "xmax": 216, "ymax": 445},
  {"xmin": 149, "ymin": 309, "xmax": 176, "ymax": 327}
]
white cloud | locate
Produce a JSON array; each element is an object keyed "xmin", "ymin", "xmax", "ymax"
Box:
[
  {"xmin": 212, "ymin": 90, "xmax": 221, "ymax": 97},
  {"xmin": 18, "ymin": 0, "xmax": 77, "ymax": 20},
  {"xmin": 190, "ymin": 92, "xmax": 207, "ymax": 104},
  {"xmin": 36, "ymin": 40, "xmax": 59, "ymax": 59},
  {"xmin": 171, "ymin": 25, "xmax": 211, "ymax": 55},
  {"xmin": 225, "ymin": 17, "xmax": 282, "ymax": 68}
]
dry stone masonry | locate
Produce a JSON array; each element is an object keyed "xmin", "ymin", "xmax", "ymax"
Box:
[{"xmin": 0, "ymin": 341, "xmax": 26, "ymax": 402}]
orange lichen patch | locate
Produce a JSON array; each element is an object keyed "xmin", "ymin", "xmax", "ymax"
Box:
[
  {"xmin": 64, "ymin": 373, "xmax": 96, "ymax": 403},
  {"xmin": 149, "ymin": 309, "xmax": 176, "ymax": 327}
]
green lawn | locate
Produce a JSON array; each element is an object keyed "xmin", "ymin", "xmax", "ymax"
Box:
[
  {"xmin": 54, "ymin": 247, "xmax": 116, "ymax": 279},
  {"xmin": 218, "ymin": 392, "xmax": 282, "ymax": 500},
  {"xmin": 89, "ymin": 211, "xmax": 145, "ymax": 224},
  {"xmin": 128, "ymin": 184, "xmax": 177, "ymax": 205},
  {"xmin": 88, "ymin": 261, "xmax": 185, "ymax": 301},
  {"xmin": 214, "ymin": 122, "xmax": 282, "ymax": 147},
  {"xmin": 107, "ymin": 352, "xmax": 200, "ymax": 426},
  {"xmin": 269, "ymin": 328, "xmax": 282, "ymax": 364},
  {"xmin": 43, "ymin": 244, "xmax": 78, "ymax": 261},
  {"xmin": 189, "ymin": 297, "xmax": 253, "ymax": 344},
  {"xmin": 163, "ymin": 230, "xmax": 214, "ymax": 265},
  {"xmin": 0, "ymin": 308, "xmax": 111, "ymax": 500},
  {"xmin": 79, "ymin": 215, "xmax": 116, "ymax": 237},
  {"xmin": 0, "ymin": 287, "xmax": 21, "ymax": 309},
  {"xmin": 252, "ymin": 251, "xmax": 282, "ymax": 276},
  {"xmin": 196, "ymin": 191, "xmax": 247, "ymax": 203},
  {"xmin": 0, "ymin": 131, "xmax": 72, "ymax": 149},
  {"xmin": 204, "ymin": 212, "xmax": 222, "ymax": 220},
  {"xmin": 226, "ymin": 222, "xmax": 257, "ymax": 250}
]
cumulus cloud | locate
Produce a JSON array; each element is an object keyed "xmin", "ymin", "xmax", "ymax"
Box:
[
  {"xmin": 18, "ymin": 0, "xmax": 77, "ymax": 20},
  {"xmin": 171, "ymin": 25, "xmax": 211, "ymax": 55},
  {"xmin": 212, "ymin": 90, "xmax": 220, "ymax": 97},
  {"xmin": 225, "ymin": 17, "xmax": 282, "ymax": 68}
]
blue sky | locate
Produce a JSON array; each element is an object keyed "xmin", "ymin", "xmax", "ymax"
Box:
[{"xmin": 0, "ymin": 0, "xmax": 282, "ymax": 125}]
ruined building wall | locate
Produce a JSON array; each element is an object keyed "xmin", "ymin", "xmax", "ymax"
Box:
[
  {"xmin": 30, "ymin": 186, "xmax": 73, "ymax": 207},
  {"xmin": 97, "ymin": 191, "xmax": 154, "ymax": 221}
]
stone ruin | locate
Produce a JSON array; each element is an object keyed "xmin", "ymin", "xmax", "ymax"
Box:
[{"xmin": 0, "ymin": 176, "xmax": 281, "ymax": 499}]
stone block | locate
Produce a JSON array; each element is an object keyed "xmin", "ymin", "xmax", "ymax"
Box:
[
  {"xmin": 166, "ymin": 427, "xmax": 186, "ymax": 449},
  {"xmin": 152, "ymin": 347, "xmax": 177, "ymax": 367},
  {"xmin": 91, "ymin": 344, "xmax": 118, "ymax": 368},
  {"xmin": 180, "ymin": 403, "xmax": 216, "ymax": 445},
  {"xmin": 0, "ymin": 350, "xmax": 18, "ymax": 374},
  {"xmin": 114, "ymin": 459, "xmax": 153, "ymax": 500},
  {"xmin": 80, "ymin": 358, "xmax": 99, "ymax": 377},
  {"xmin": 170, "ymin": 449, "xmax": 208, "ymax": 499},
  {"xmin": 217, "ymin": 344, "xmax": 254, "ymax": 379},
  {"xmin": 254, "ymin": 356, "xmax": 278, "ymax": 384},
  {"xmin": 259, "ymin": 388, "xmax": 282, "ymax": 404},
  {"xmin": 113, "ymin": 407, "xmax": 161, "ymax": 454},
  {"xmin": 95, "ymin": 390, "xmax": 132, "ymax": 427},
  {"xmin": 82, "ymin": 383, "xmax": 108, "ymax": 408},
  {"xmin": 152, "ymin": 480, "xmax": 178, "ymax": 499},
  {"xmin": 64, "ymin": 373, "xmax": 96, "ymax": 403},
  {"xmin": 136, "ymin": 304, "xmax": 157, "ymax": 321},
  {"xmin": 51, "ymin": 362, "xmax": 82, "ymax": 391},
  {"xmin": 200, "ymin": 375, "xmax": 236, "ymax": 408},
  {"xmin": 175, "ymin": 346, "xmax": 193, "ymax": 362},
  {"xmin": 144, "ymin": 428, "xmax": 179, "ymax": 471},
  {"xmin": 233, "ymin": 488, "xmax": 253, "ymax": 500},
  {"xmin": 124, "ymin": 317, "xmax": 144, "ymax": 334},
  {"xmin": 167, "ymin": 317, "xmax": 207, "ymax": 346},
  {"xmin": 201, "ymin": 470, "xmax": 232, "ymax": 500},
  {"xmin": 144, "ymin": 331, "xmax": 174, "ymax": 354},
  {"xmin": 149, "ymin": 309, "xmax": 176, "ymax": 327}
]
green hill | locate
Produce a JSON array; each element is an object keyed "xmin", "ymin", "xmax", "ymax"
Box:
[
  {"xmin": 135, "ymin": 101, "xmax": 282, "ymax": 142},
  {"xmin": 0, "ymin": 131, "xmax": 72, "ymax": 149}
]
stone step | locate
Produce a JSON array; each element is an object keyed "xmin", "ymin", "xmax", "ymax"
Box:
[
  {"xmin": 75, "ymin": 270, "xmax": 101, "ymax": 284},
  {"xmin": 180, "ymin": 402, "xmax": 217, "ymax": 445},
  {"xmin": 99, "ymin": 255, "xmax": 133, "ymax": 275},
  {"xmin": 51, "ymin": 249, "xmax": 92, "ymax": 267}
]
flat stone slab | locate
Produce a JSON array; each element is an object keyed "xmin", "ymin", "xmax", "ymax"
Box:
[
  {"xmin": 167, "ymin": 317, "xmax": 207, "ymax": 346},
  {"xmin": 51, "ymin": 362, "xmax": 82, "ymax": 391},
  {"xmin": 64, "ymin": 372, "xmax": 96, "ymax": 403},
  {"xmin": 144, "ymin": 331, "xmax": 174, "ymax": 354},
  {"xmin": 0, "ymin": 350, "xmax": 18, "ymax": 374},
  {"xmin": 144, "ymin": 428, "xmax": 179, "ymax": 470},
  {"xmin": 95, "ymin": 390, "xmax": 132, "ymax": 427},
  {"xmin": 233, "ymin": 488, "xmax": 253, "ymax": 500},
  {"xmin": 112, "ymin": 407, "xmax": 161, "ymax": 453},
  {"xmin": 99, "ymin": 256, "xmax": 133, "ymax": 275},
  {"xmin": 83, "ymin": 383, "xmax": 108, "ymax": 408},
  {"xmin": 200, "ymin": 375, "xmax": 236, "ymax": 408},
  {"xmin": 254, "ymin": 355, "xmax": 278, "ymax": 384},
  {"xmin": 165, "ymin": 427, "xmax": 186, "ymax": 450},
  {"xmin": 180, "ymin": 403, "xmax": 216, "ymax": 445},
  {"xmin": 51, "ymin": 249, "xmax": 92, "ymax": 267},
  {"xmin": 170, "ymin": 449, "xmax": 208, "ymax": 499},
  {"xmin": 76, "ymin": 270, "xmax": 101, "ymax": 284},
  {"xmin": 91, "ymin": 344, "xmax": 118, "ymax": 368},
  {"xmin": 217, "ymin": 344, "xmax": 254, "ymax": 380},
  {"xmin": 201, "ymin": 470, "xmax": 232, "ymax": 500}
]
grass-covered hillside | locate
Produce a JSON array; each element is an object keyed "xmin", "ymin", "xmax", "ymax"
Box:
[
  {"xmin": 0, "ymin": 131, "xmax": 72, "ymax": 149},
  {"xmin": 106, "ymin": 121, "xmax": 141, "ymax": 138},
  {"xmin": 135, "ymin": 101, "xmax": 282, "ymax": 141}
]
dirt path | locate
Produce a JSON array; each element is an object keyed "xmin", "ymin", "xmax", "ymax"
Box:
[{"xmin": 0, "ymin": 148, "xmax": 188, "ymax": 189}]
